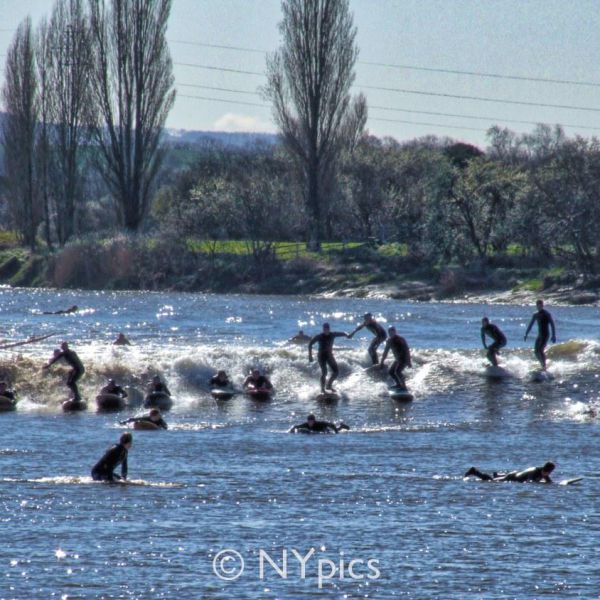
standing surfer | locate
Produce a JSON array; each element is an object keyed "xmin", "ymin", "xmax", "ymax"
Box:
[
  {"xmin": 380, "ymin": 326, "xmax": 412, "ymax": 390},
  {"xmin": 308, "ymin": 323, "xmax": 349, "ymax": 393},
  {"xmin": 349, "ymin": 313, "xmax": 387, "ymax": 365},
  {"xmin": 480, "ymin": 317, "xmax": 507, "ymax": 367},
  {"xmin": 43, "ymin": 341, "xmax": 85, "ymax": 402},
  {"xmin": 524, "ymin": 300, "xmax": 556, "ymax": 370}
]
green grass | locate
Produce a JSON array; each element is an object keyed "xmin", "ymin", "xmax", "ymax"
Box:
[{"xmin": 377, "ymin": 243, "xmax": 409, "ymax": 257}]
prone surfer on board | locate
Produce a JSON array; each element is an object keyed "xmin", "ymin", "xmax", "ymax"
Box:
[
  {"xmin": 43, "ymin": 342, "xmax": 85, "ymax": 402},
  {"xmin": 308, "ymin": 323, "xmax": 349, "ymax": 393},
  {"xmin": 289, "ymin": 414, "xmax": 349, "ymax": 434},
  {"xmin": 101, "ymin": 379, "xmax": 128, "ymax": 400},
  {"xmin": 464, "ymin": 462, "xmax": 555, "ymax": 483},
  {"xmin": 91, "ymin": 432, "xmax": 132, "ymax": 482},
  {"xmin": 481, "ymin": 317, "xmax": 507, "ymax": 367},
  {"xmin": 349, "ymin": 313, "xmax": 387, "ymax": 365},
  {"xmin": 148, "ymin": 375, "xmax": 171, "ymax": 397},
  {"xmin": 121, "ymin": 408, "xmax": 168, "ymax": 430},
  {"xmin": 380, "ymin": 327, "xmax": 412, "ymax": 390},
  {"xmin": 43, "ymin": 304, "xmax": 78, "ymax": 315},
  {"xmin": 210, "ymin": 370, "xmax": 231, "ymax": 388},
  {"xmin": 243, "ymin": 369, "xmax": 273, "ymax": 391},
  {"xmin": 524, "ymin": 299, "xmax": 556, "ymax": 371}
]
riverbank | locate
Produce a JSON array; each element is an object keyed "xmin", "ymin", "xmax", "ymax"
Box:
[{"xmin": 0, "ymin": 238, "xmax": 598, "ymax": 306}]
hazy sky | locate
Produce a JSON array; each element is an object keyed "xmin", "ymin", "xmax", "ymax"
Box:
[{"xmin": 2, "ymin": 0, "xmax": 600, "ymax": 148}]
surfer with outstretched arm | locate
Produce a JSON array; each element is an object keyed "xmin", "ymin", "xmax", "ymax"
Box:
[
  {"xmin": 289, "ymin": 414, "xmax": 349, "ymax": 434},
  {"xmin": 349, "ymin": 313, "xmax": 387, "ymax": 365},
  {"xmin": 464, "ymin": 462, "xmax": 555, "ymax": 483},
  {"xmin": 380, "ymin": 326, "xmax": 412, "ymax": 390},
  {"xmin": 243, "ymin": 369, "xmax": 273, "ymax": 390},
  {"xmin": 121, "ymin": 409, "xmax": 168, "ymax": 430},
  {"xmin": 91, "ymin": 432, "xmax": 132, "ymax": 482},
  {"xmin": 43, "ymin": 341, "xmax": 85, "ymax": 402},
  {"xmin": 308, "ymin": 323, "xmax": 349, "ymax": 393},
  {"xmin": 481, "ymin": 317, "xmax": 507, "ymax": 367},
  {"xmin": 524, "ymin": 299, "xmax": 556, "ymax": 370}
]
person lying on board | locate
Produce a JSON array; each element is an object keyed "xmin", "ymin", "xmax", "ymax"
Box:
[
  {"xmin": 91, "ymin": 432, "xmax": 132, "ymax": 482},
  {"xmin": 148, "ymin": 375, "xmax": 171, "ymax": 396},
  {"xmin": 289, "ymin": 414, "xmax": 350, "ymax": 434},
  {"xmin": 0, "ymin": 381, "xmax": 16, "ymax": 401},
  {"xmin": 464, "ymin": 462, "xmax": 555, "ymax": 483},
  {"xmin": 100, "ymin": 379, "xmax": 128, "ymax": 399},
  {"xmin": 43, "ymin": 305, "xmax": 78, "ymax": 315},
  {"xmin": 243, "ymin": 369, "xmax": 273, "ymax": 391},
  {"xmin": 210, "ymin": 370, "xmax": 231, "ymax": 388},
  {"xmin": 120, "ymin": 409, "xmax": 168, "ymax": 430}
]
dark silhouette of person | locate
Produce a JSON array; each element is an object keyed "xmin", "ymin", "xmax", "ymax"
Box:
[
  {"xmin": 91, "ymin": 432, "xmax": 133, "ymax": 482},
  {"xmin": 113, "ymin": 333, "xmax": 131, "ymax": 346},
  {"xmin": 380, "ymin": 326, "xmax": 412, "ymax": 389},
  {"xmin": 43, "ymin": 341, "xmax": 85, "ymax": 401},
  {"xmin": 210, "ymin": 370, "xmax": 231, "ymax": 388},
  {"xmin": 349, "ymin": 313, "xmax": 387, "ymax": 365},
  {"xmin": 121, "ymin": 409, "xmax": 168, "ymax": 430},
  {"xmin": 308, "ymin": 323, "xmax": 349, "ymax": 393},
  {"xmin": 100, "ymin": 379, "xmax": 128, "ymax": 399},
  {"xmin": 243, "ymin": 369, "xmax": 273, "ymax": 390},
  {"xmin": 464, "ymin": 462, "xmax": 555, "ymax": 483},
  {"xmin": 524, "ymin": 300, "xmax": 556, "ymax": 370},
  {"xmin": 481, "ymin": 317, "xmax": 507, "ymax": 367},
  {"xmin": 289, "ymin": 414, "xmax": 349, "ymax": 433}
]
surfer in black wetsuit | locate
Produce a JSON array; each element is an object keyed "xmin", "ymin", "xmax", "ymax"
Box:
[
  {"xmin": 113, "ymin": 332, "xmax": 131, "ymax": 346},
  {"xmin": 0, "ymin": 381, "xmax": 16, "ymax": 401},
  {"xmin": 121, "ymin": 408, "xmax": 168, "ymax": 430},
  {"xmin": 289, "ymin": 330, "xmax": 311, "ymax": 344},
  {"xmin": 289, "ymin": 414, "xmax": 349, "ymax": 434},
  {"xmin": 380, "ymin": 326, "xmax": 412, "ymax": 389},
  {"xmin": 148, "ymin": 375, "xmax": 171, "ymax": 396},
  {"xmin": 349, "ymin": 313, "xmax": 387, "ymax": 365},
  {"xmin": 43, "ymin": 304, "xmax": 78, "ymax": 315},
  {"xmin": 100, "ymin": 379, "xmax": 128, "ymax": 399},
  {"xmin": 464, "ymin": 462, "xmax": 555, "ymax": 483},
  {"xmin": 91, "ymin": 432, "xmax": 132, "ymax": 481},
  {"xmin": 524, "ymin": 300, "xmax": 556, "ymax": 370},
  {"xmin": 243, "ymin": 369, "xmax": 273, "ymax": 390},
  {"xmin": 210, "ymin": 370, "xmax": 231, "ymax": 388},
  {"xmin": 308, "ymin": 323, "xmax": 349, "ymax": 393},
  {"xmin": 481, "ymin": 317, "xmax": 507, "ymax": 367},
  {"xmin": 43, "ymin": 342, "xmax": 85, "ymax": 401}
]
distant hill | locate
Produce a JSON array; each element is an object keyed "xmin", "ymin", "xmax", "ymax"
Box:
[{"xmin": 164, "ymin": 129, "xmax": 278, "ymax": 148}]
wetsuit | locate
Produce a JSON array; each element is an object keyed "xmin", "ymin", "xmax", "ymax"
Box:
[
  {"xmin": 465, "ymin": 465, "xmax": 552, "ymax": 483},
  {"xmin": 481, "ymin": 323, "xmax": 507, "ymax": 367},
  {"xmin": 101, "ymin": 384, "xmax": 128, "ymax": 399},
  {"xmin": 210, "ymin": 376, "xmax": 230, "ymax": 388},
  {"xmin": 123, "ymin": 416, "xmax": 168, "ymax": 430},
  {"xmin": 150, "ymin": 382, "xmax": 171, "ymax": 396},
  {"xmin": 309, "ymin": 332, "xmax": 347, "ymax": 392},
  {"xmin": 291, "ymin": 420, "xmax": 339, "ymax": 434},
  {"xmin": 91, "ymin": 443, "xmax": 128, "ymax": 481},
  {"xmin": 244, "ymin": 375, "xmax": 272, "ymax": 390},
  {"xmin": 525, "ymin": 309, "xmax": 556, "ymax": 370},
  {"xmin": 48, "ymin": 349, "xmax": 85, "ymax": 401},
  {"xmin": 0, "ymin": 390, "xmax": 16, "ymax": 401},
  {"xmin": 353, "ymin": 321, "xmax": 387, "ymax": 364},
  {"xmin": 381, "ymin": 335, "xmax": 412, "ymax": 389}
]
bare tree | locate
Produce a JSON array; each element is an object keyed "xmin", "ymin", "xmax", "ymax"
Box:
[
  {"xmin": 1, "ymin": 17, "xmax": 40, "ymax": 250},
  {"xmin": 264, "ymin": 0, "xmax": 367, "ymax": 249},
  {"xmin": 88, "ymin": 0, "xmax": 176, "ymax": 231}
]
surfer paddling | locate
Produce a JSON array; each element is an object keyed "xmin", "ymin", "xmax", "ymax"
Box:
[
  {"xmin": 243, "ymin": 369, "xmax": 273, "ymax": 391},
  {"xmin": 464, "ymin": 462, "xmax": 555, "ymax": 483},
  {"xmin": 308, "ymin": 323, "xmax": 349, "ymax": 393},
  {"xmin": 43, "ymin": 342, "xmax": 85, "ymax": 402},
  {"xmin": 289, "ymin": 414, "xmax": 350, "ymax": 434},
  {"xmin": 121, "ymin": 408, "xmax": 168, "ymax": 430},
  {"xmin": 91, "ymin": 432, "xmax": 132, "ymax": 482},
  {"xmin": 380, "ymin": 326, "xmax": 412, "ymax": 390},
  {"xmin": 100, "ymin": 379, "xmax": 128, "ymax": 400},
  {"xmin": 524, "ymin": 300, "xmax": 556, "ymax": 370},
  {"xmin": 481, "ymin": 317, "xmax": 507, "ymax": 367},
  {"xmin": 210, "ymin": 370, "xmax": 231, "ymax": 388},
  {"xmin": 349, "ymin": 313, "xmax": 387, "ymax": 365}
]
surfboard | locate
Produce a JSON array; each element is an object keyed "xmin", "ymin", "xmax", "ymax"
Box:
[
  {"xmin": 211, "ymin": 388, "xmax": 235, "ymax": 400},
  {"xmin": 245, "ymin": 388, "xmax": 273, "ymax": 401},
  {"xmin": 0, "ymin": 395, "xmax": 17, "ymax": 412},
  {"xmin": 144, "ymin": 391, "xmax": 173, "ymax": 411},
  {"xmin": 559, "ymin": 477, "xmax": 583, "ymax": 486},
  {"xmin": 133, "ymin": 420, "xmax": 160, "ymax": 431},
  {"xmin": 484, "ymin": 366, "xmax": 510, "ymax": 380},
  {"xmin": 316, "ymin": 390, "xmax": 340, "ymax": 401},
  {"xmin": 62, "ymin": 399, "xmax": 87, "ymax": 412},
  {"xmin": 530, "ymin": 370, "xmax": 555, "ymax": 383},
  {"xmin": 388, "ymin": 387, "xmax": 413, "ymax": 402},
  {"xmin": 96, "ymin": 393, "xmax": 126, "ymax": 412}
]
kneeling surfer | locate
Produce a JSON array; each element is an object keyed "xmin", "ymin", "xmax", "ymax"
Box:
[{"xmin": 91, "ymin": 432, "xmax": 132, "ymax": 482}]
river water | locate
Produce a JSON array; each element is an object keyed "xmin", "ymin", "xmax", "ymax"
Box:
[{"xmin": 0, "ymin": 288, "xmax": 599, "ymax": 599}]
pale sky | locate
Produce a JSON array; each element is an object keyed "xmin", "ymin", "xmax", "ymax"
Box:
[{"xmin": 2, "ymin": 0, "xmax": 600, "ymax": 147}]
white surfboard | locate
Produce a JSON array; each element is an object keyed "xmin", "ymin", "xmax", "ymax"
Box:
[{"xmin": 559, "ymin": 477, "xmax": 583, "ymax": 486}]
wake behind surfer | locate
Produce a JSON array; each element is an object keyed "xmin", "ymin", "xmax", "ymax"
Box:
[
  {"xmin": 524, "ymin": 299, "xmax": 556, "ymax": 370},
  {"xmin": 349, "ymin": 313, "xmax": 387, "ymax": 365},
  {"xmin": 121, "ymin": 408, "xmax": 168, "ymax": 430},
  {"xmin": 308, "ymin": 323, "xmax": 349, "ymax": 393},
  {"xmin": 380, "ymin": 326, "xmax": 412, "ymax": 390},
  {"xmin": 43, "ymin": 342, "xmax": 85, "ymax": 402},
  {"xmin": 91, "ymin": 432, "xmax": 132, "ymax": 482},
  {"xmin": 464, "ymin": 462, "xmax": 555, "ymax": 483},
  {"xmin": 481, "ymin": 317, "xmax": 507, "ymax": 367},
  {"xmin": 289, "ymin": 414, "xmax": 349, "ymax": 434}
]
